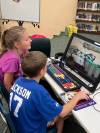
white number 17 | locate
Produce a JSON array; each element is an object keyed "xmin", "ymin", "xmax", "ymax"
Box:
[{"xmin": 9, "ymin": 92, "xmax": 23, "ymax": 118}]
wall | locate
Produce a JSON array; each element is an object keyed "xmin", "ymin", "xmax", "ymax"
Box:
[{"xmin": 1, "ymin": 0, "xmax": 78, "ymax": 38}]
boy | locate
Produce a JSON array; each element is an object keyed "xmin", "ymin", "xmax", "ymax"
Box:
[{"xmin": 9, "ymin": 51, "xmax": 89, "ymax": 133}]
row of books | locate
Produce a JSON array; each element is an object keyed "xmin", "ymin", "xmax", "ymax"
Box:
[
  {"xmin": 76, "ymin": 13, "xmax": 100, "ymax": 22},
  {"xmin": 77, "ymin": 23, "xmax": 100, "ymax": 31},
  {"xmin": 78, "ymin": 2, "xmax": 100, "ymax": 10}
]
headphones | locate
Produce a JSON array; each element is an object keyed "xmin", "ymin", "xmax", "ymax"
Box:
[{"xmin": 55, "ymin": 52, "xmax": 64, "ymax": 59}]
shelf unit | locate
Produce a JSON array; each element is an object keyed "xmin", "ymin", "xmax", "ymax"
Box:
[{"xmin": 76, "ymin": 0, "xmax": 100, "ymax": 34}]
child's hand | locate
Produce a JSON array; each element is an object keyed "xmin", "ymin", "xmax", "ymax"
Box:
[{"xmin": 74, "ymin": 91, "xmax": 89, "ymax": 101}]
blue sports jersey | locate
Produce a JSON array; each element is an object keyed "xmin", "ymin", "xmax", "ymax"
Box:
[{"xmin": 9, "ymin": 77, "xmax": 63, "ymax": 133}]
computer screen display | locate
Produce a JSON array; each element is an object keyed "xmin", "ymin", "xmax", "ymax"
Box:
[{"xmin": 62, "ymin": 33, "xmax": 100, "ymax": 90}]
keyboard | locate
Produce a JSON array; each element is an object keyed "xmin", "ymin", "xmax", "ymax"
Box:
[
  {"xmin": 60, "ymin": 91, "xmax": 96, "ymax": 111},
  {"xmin": 47, "ymin": 63, "xmax": 81, "ymax": 92},
  {"xmin": 64, "ymin": 65, "xmax": 93, "ymax": 87}
]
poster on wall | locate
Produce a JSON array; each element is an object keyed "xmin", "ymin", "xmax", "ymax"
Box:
[{"xmin": 1, "ymin": 0, "xmax": 40, "ymax": 23}]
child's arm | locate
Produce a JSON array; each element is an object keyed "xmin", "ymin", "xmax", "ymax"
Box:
[
  {"xmin": 4, "ymin": 72, "xmax": 14, "ymax": 92},
  {"xmin": 59, "ymin": 91, "xmax": 89, "ymax": 118},
  {"xmin": 47, "ymin": 116, "xmax": 64, "ymax": 133}
]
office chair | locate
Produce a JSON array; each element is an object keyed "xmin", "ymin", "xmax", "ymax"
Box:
[
  {"xmin": 30, "ymin": 38, "xmax": 51, "ymax": 57},
  {"xmin": 47, "ymin": 126, "xmax": 57, "ymax": 133},
  {"xmin": 0, "ymin": 83, "xmax": 9, "ymax": 103},
  {"xmin": 0, "ymin": 85, "xmax": 3, "ymax": 101},
  {"xmin": 0, "ymin": 100, "xmax": 16, "ymax": 133}
]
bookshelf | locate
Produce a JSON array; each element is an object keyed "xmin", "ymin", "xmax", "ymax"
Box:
[{"xmin": 76, "ymin": 0, "xmax": 100, "ymax": 34}]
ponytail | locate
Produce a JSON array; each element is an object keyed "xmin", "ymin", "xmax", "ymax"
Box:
[
  {"xmin": 0, "ymin": 30, "xmax": 8, "ymax": 55},
  {"xmin": 0, "ymin": 26, "xmax": 25, "ymax": 56}
]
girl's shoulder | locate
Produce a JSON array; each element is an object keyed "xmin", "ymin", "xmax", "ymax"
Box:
[{"xmin": 1, "ymin": 50, "xmax": 19, "ymax": 60}]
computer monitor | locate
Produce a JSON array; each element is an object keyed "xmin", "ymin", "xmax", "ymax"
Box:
[{"xmin": 61, "ymin": 33, "xmax": 100, "ymax": 92}]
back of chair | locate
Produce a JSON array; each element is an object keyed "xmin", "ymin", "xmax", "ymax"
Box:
[
  {"xmin": 30, "ymin": 38, "xmax": 51, "ymax": 57},
  {"xmin": 0, "ymin": 82, "xmax": 9, "ymax": 103},
  {"xmin": 0, "ymin": 102, "xmax": 16, "ymax": 133}
]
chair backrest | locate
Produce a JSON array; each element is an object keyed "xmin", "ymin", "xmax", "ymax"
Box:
[
  {"xmin": 0, "ymin": 102, "xmax": 16, "ymax": 133},
  {"xmin": 31, "ymin": 34, "xmax": 47, "ymax": 39},
  {"xmin": 0, "ymin": 82, "xmax": 9, "ymax": 103},
  {"xmin": 30, "ymin": 38, "xmax": 51, "ymax": 57}
]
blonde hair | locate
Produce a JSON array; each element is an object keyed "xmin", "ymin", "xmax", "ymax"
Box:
[{"xmin": 0, "ymin": 26, "xmax": 25, "ymax": 55}]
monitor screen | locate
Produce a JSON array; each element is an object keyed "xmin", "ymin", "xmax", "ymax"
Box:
[{"xmin": 62, "ymin": 33, "xmax": 100, "ymax": 90}]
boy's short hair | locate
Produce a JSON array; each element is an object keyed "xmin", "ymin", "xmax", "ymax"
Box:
[{"xmin": 21, "ymin": 51, "xmax": 47, "ymax": 78}]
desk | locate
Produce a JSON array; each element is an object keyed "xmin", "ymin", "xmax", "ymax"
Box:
[{"xmin": 45, "ymin": 72, "xmax": 100, "ymax": 133}]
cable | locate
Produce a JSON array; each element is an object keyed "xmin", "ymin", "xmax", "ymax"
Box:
[
  {"xmin": 95, "ymin": 87, "xmax": 100, "ymax": 91},
  {"xmin": 92, "ymin": 92, "xmax": 100, "ymax": 112}
]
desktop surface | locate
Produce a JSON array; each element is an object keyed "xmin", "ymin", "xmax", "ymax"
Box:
[
  {"xmin": 45, "ymin": 70, "xmax": 100, "ymax": 133},
  {"xmin": 46, "ymin": 33, "xmax": 100, "ymax": 133},
  {"xmin": 47, "ymin": 61, "xmax": 96, "ymax": 111},
  {"xmin": 73, "ymin": 89, "xmax": 100, "ymax": 133}
]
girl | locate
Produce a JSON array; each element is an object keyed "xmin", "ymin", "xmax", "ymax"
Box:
[{"xmin": 0, "ymin": 26, "xmax": 32, "ymax": 101}]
